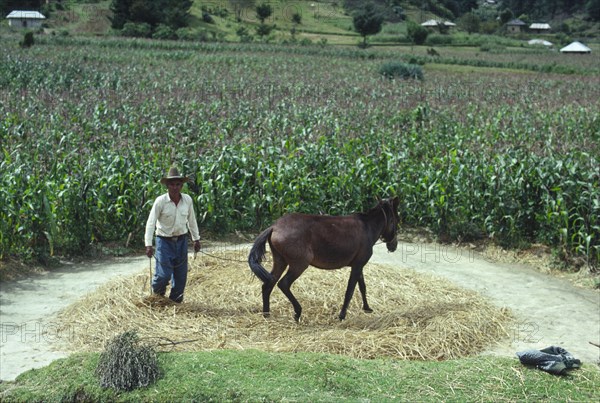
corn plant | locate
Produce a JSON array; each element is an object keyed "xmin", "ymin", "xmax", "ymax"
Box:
[{"xmin": 0, "ymin": 34, "xmax": 598, "ymax": 268}]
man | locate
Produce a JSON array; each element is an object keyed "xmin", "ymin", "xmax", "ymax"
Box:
[{"xmin": 145, "ymin": 167, "xmax": 201, "ymax": 303}]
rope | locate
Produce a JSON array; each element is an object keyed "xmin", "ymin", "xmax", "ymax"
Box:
[
  {"xmin": 197, "ymin": 249, "xmax": 250, "ymax": 263},
  {"xmin": 140, "ymin": 336, "xmax": 202, "ymax": 351}
]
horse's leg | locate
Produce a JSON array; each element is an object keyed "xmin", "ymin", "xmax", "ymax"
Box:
[
  {"xmin": 277, "ymin": 264, "xmax": 308, "ymax": 322},
  {"xmin": 357, "ymin": 273, "xmax": 373, "ymax": 313},
  {"xmin": 262, "ymin": 252, "xmax": 287, "ymax": 318},
  {"xmin": 262, "ymin": 282, "xmax": 274, "ymax": 317},
  {"xmin": 339, "ymin": 265, "xmax": 364, "ymax": 321}
]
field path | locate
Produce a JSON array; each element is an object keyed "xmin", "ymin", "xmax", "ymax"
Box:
[
  {"xmin": 0, "ymin": 257, "xmax": 149, "ymax": 381},
  {"xmin": 1, "ymin": 241, "xmax": 598, "ymax": 381}
]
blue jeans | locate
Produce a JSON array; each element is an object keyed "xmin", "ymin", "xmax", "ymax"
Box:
[{"xmin": 152, "ymin": 236, "xmax": 188, "ymax": 302}]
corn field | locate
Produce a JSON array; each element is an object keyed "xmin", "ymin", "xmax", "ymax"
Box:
[{"xmin": 0, "ymin": 35, "xmax": 598, "ymax": 267}]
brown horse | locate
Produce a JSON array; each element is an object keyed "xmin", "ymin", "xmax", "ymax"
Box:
[{"xmin": 248, "ymin": 197, "xmax": 399, "ymax": 321}]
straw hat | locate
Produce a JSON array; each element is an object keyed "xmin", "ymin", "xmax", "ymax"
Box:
[{"xmin": 160, "ymin": 167, "xmax": 190, "ymax": 185}]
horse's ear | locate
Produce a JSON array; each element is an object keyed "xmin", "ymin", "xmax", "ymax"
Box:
[{"xmin": 392, "ymin": 196, "xmax": 399, "ymax": 209}]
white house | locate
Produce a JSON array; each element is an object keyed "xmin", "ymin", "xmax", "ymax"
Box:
[
  {"xmin": 529, "ymin": 23, "xmax": 551, "ymax": 33},
  {"xmin": 6, "ymin": 10, "xmax": 46, "ymax": 29}
]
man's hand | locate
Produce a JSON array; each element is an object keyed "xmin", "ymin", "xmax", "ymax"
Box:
[
  {"xmin": 193, "ymin": 240, "xmax": 201, "ymax": 253},
  {"xmin": 145, "ymin": 246, "xmax": 153, "ymax": 258}
]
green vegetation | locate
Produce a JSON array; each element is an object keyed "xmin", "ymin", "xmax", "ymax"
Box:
[
  {"xmin": 1, "ymin": 350, "xmax": 599, "ymax": 401},
  {"xmin": 19, "ymin": 30, "xmax": 34, "ymax": 48},
  {"xmin": 379, "ymin": 61, "xmax": 424, "ymax": 79},
  {"xmin": 6, "ymin": 0, "xmax": 597, "ymax": 44},
  {"xmin": 0, "ymin": 34, "xmax": 598, "ymax": 269}
]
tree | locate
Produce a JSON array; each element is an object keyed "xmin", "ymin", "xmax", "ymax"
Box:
[
  {"xmin": 458, "ymin": 12, "xmax": 480, "ymax": 34},
  {"xmin": 292, "ymin": 13, "xmax": 302, "ymax": 25},
  {"xmin": 254, "ymin": 2, "xmax": 274, "ymax": 41},
  {"xmin": 587, "ymin": 0, "xmax": 600, "ymax": 20},
  {"xmin": 499, "ymin": 8, "xmax": 514, "ymax": 25},
  {"xmin": 164, "ymin": 0, "xmax": 193, "ymax": 29},
  {"xmin": 128, "ymin": 1, "xmax": 162, "ymax": 26},
  {"xmin": 109, "ymin": 0, "xmax": 133, "ymax": 29},
  {"xmin": 256, "ymin": 22, "xmax": 274, "ymax": 39},
  {"xmin": 406, "ymin": 21, "xmax": 429, "ymax": 46},
  {"xmin": 458, "ymin": 0, "xmax": 479, "ymax": 13},
  {"xmin": 256, "ymin": 3, "xmax": 272, "ymax": 23},
  {"xmin": 352, "ymin": 3, "xmax": 384, "ymax": 48},
  {"xmin": 109, "ymin": 0, "xmax": 192, "ymax": 30}
]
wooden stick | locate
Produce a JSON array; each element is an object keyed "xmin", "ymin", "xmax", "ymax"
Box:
[{"xmin": 148, "ymin": 257, "xmax": 153, "ymax": 296}]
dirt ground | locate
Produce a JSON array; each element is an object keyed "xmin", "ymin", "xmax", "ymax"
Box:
[{"xmin": 1, "ymin": 241, "xmax": 598, "ymax": 381}]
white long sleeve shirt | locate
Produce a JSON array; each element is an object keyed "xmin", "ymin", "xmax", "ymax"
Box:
[{"xmin": 144, "ymin": 193, "xmax": 200, "ymax": 247}]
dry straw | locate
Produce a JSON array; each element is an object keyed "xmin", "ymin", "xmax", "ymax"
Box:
[{"xmin": 58, "ymin": 250, "xmax": 513, "ymax": 360}]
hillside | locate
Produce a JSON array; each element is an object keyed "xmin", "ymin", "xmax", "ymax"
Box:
[{"xmin": 3, "ymin": 0, "xmax": 598, "ymax": 42}]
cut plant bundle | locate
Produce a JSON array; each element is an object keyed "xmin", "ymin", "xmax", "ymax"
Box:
[{"xmin": 95, "ymin": 330, "xmax": 160, "ymax": 392}]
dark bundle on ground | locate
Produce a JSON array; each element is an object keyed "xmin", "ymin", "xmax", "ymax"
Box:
[{"xmin": 95, "ymin": 330, "xmax": 160, "ymax": 392}]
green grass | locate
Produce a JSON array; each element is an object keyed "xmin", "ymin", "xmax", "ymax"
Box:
[{"xmin": 1, "ymin": 350, "xmax": 599, "ymax": 402}]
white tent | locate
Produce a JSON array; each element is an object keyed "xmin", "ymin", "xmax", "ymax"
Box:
[
  {"xmin": 560, "ymin": 41, "xmax": 591, "ymax": 53},
  {"xmin": 528, "ymin": 39, "xmax": 553, "ymax": 47}
]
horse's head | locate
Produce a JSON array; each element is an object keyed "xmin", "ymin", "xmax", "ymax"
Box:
[{"xmin": 379, "ymin": 196, "xmax": 400, "ymax": 252}]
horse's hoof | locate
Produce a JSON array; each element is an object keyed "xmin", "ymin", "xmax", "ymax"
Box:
[
  {"xmin": 294, "ymin": 313, "xmax": 301, "ymax": 322},
  {"xmin": 262, "ymin": 312, "xmax": 271, "ymax": 318},
  {"xmin": 363, "ymin": 307, "xmax": 373, "ymax": 313}
]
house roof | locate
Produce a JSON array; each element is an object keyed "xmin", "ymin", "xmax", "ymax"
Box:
[
  {"xmin": 421, "ymin": 19, "xmax": 439, "ymax": 27},
  {"xmin": 421, "ymin": 19, "xmax": 456, "ymax": 27},
  {"xmin": 560, "ymin": 41, "xmax": 591, "ymax": 53},
  {"xmin": 530, "ymin": 23, "xmax": 551, "ymax": 30},
  {"xmin": 6, "ymin": 10, "xmax": 46, "ymax": 20},
  {"xmin": 507, "ymin": 19, "xmax": 526, "ymax": 26}
]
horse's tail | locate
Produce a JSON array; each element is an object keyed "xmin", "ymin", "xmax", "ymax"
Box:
[{"xmin": 248, "ymin": 227, "xmax": 275, "ymax": 284}]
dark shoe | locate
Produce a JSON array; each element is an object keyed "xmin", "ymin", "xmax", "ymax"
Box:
[{"xmin": 169, "ymin": 294, "xmax": 183, "ymax": 303}]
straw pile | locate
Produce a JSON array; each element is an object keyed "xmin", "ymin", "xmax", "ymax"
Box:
[{"xmin": 57, "ymin": 250, "xmax": 513, "ymax": 360}]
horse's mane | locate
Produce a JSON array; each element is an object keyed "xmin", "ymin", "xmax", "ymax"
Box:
[{"xmin": 355, "ymin": 201, "xmax": 385, "ymax": 219}]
